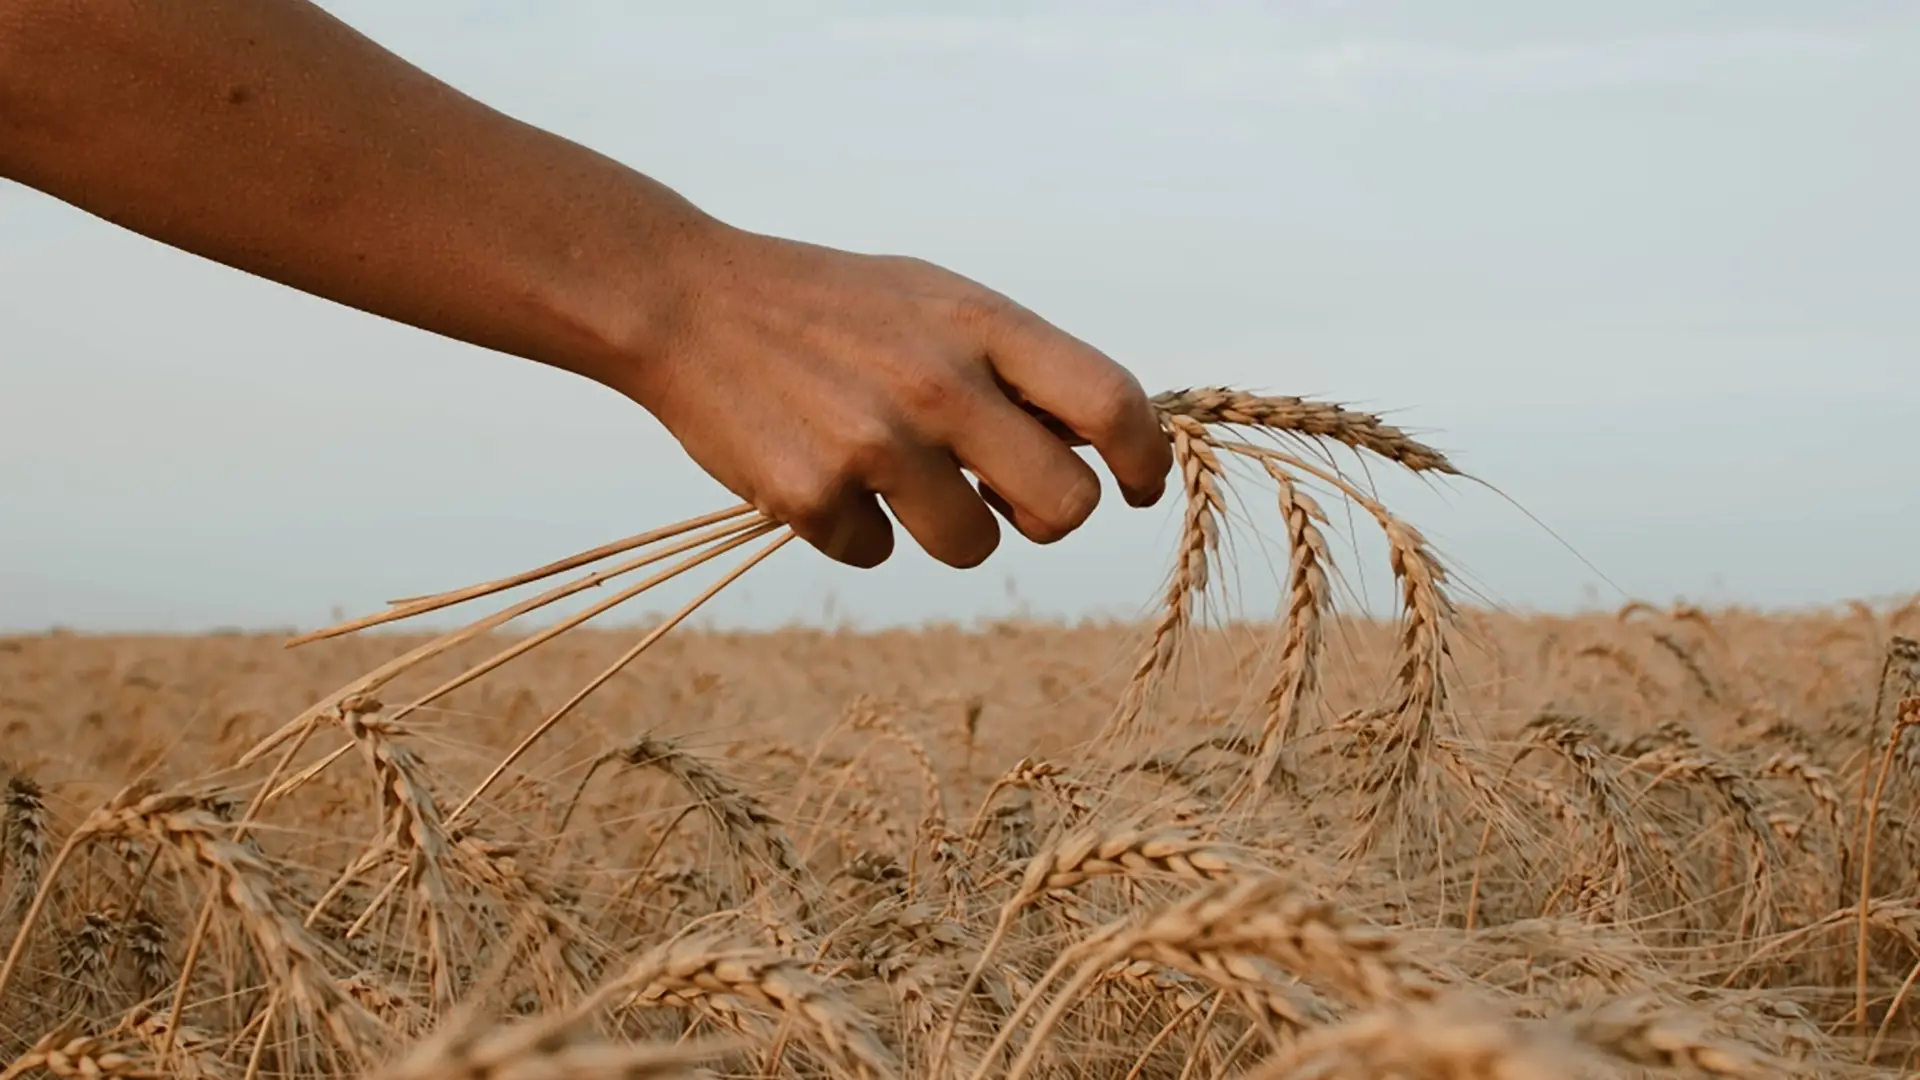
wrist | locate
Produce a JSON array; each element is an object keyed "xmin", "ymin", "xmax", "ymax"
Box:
[{"xmin": 533, "ymin": 174, "xmax": 730, "ymax": 413}]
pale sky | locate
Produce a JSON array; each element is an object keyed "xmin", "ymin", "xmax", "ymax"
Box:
[{"xmin": 4, "ymin": 2, "xmax": 1917, "ymax": 633}]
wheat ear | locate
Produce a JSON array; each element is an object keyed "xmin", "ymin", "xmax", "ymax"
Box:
[
  {"xmin": 578, "ymin": 734, "xmax": 811, "ymax": 921},
  {"xmin": 336, "ymin": 710, "xmax": 462, "ymax": 1009},
  {"xmin": 1, "ymin": 775, "xmax": 49, "ymax": 919},
  {"xmin": 1150, "ymin": 388, "xmax": 1457, "ymax": 474},
  {"xmin": 1247, "ymin": 459, "xmax": 1333, "ymax": 795},
  {"xmin": 0, "ymin": 1032, "xmax": 156, "ymax": 1080},
  {"xmin": 1110, "ymin": 413, "xmax": 1225, "ymax": 739},
  {"xmin": 594, "ymin": 935, "xmax": 900, "ymax": 1080},
  {"xmin": 1219, "ymin": 442, "xmax": 1454, "ymax": 848}
]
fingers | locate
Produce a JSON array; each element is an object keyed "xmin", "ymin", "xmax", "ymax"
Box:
[
  {"xmin": 754, "ymin": 432, "xmax": 998, "ymax": 570},
  {"xmin": 753, "ymin": 409, "xmax": 1004, "ymax": 569},
  {"xmin": 963, "ymin": 297, "xmax": 1172, "ymax": 509},
  {"xmin": 871, "ymin": 446, "xmax": 1002, "ymax": 569},
  {"xmin": 953, "ymin": 400, "xmax": 1102, "ymax": 545},
  {"xmin": 767, "ymin": 485, "xmax": 896, "ymax": 569}
]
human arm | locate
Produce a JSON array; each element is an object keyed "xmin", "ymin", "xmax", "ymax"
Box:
[{"xmin": 0, "ymin": 0, "xmax": 1171, "ymax": 567}]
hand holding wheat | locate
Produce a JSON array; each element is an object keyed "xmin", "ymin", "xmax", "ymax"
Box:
[
  {"xmin": 597, "ymin": 227, "xmax": 1175, "ymax": 572},
  {"xmin": 251, "ymin": 387, "xmax": 1461, "ymax": 821}
]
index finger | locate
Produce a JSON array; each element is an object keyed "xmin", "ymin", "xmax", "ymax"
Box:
[{"xmin": 966, "ymin": 297, "xmax": 1171, "ymax": 508}]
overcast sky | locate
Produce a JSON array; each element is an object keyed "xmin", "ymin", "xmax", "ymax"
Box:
[{"xmin": 4, "ymin": 1, "xmax": 1917, "ymax": 633}]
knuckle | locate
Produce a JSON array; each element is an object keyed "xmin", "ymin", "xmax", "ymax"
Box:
[
  {"xmin": 1076, "ymin": 371, "xmax": 1142, "ymax": 441},
  {"xmin": 894, "ymin": 367, "xmax": 969, "ymax": 426},
  {"xmin": 834, "ymin": 416, "xmax": 902, "ymax": 482},
  {"xmin": 757, "ymin": 467, "xmax": 840, "ymax": 527},
  {"xmin": 948, "ymin": 289, "xmax": 1017, "ymax": 335}
]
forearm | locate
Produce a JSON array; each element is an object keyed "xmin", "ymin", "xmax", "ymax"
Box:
[{"xmin": 0, "ymin": 0, "xmax": 707, "ymax": 389}]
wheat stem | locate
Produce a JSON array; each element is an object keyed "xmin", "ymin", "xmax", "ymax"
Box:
[
  {"xmin": 285, "ymin": 503, "xmax": 758, "ymax": 645},
  {"xmin": 448, "ymin": 528, "xmax": 793, "ymax": 826}
]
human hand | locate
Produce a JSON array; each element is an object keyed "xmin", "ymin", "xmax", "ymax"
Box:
[{"xmin": 609, "ymin": 223, "xmax": 1172, "ymax": 569}]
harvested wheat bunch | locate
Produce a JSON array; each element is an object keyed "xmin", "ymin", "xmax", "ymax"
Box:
[{"xmin": 269, "ymin": 388, "xmax": 1463, "ymax": 827}]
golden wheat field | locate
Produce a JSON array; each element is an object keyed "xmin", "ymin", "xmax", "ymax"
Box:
[{"xmin": 5, "ymin": 391, "xmax": 1920, "ymax": 1080}]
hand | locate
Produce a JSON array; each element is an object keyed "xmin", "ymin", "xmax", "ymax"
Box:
[{"xmin": 612, "ymin": 223, "xmax": 1173, "ymax": 569}]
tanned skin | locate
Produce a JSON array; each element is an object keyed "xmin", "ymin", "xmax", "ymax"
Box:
[{"xmin": 0, "ymin": 1, "xmax": 1171, "ymax": 569}]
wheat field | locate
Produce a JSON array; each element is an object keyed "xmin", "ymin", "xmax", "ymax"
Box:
[{"xmin": 5, "ymin": 392, "xmax": 1920, "ymax": 1079}]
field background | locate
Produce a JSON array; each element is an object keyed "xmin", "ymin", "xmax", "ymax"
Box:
[{"xmin": 4, "ymin": 602, "xmax": 1920, "ymax": 1078}]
